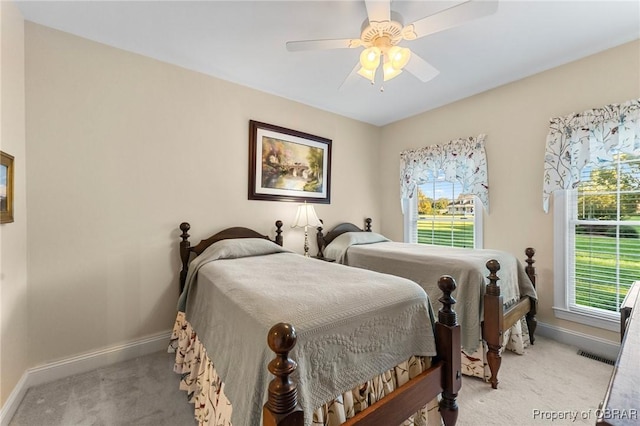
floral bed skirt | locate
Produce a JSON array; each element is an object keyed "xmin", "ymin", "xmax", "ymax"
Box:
[
  {"xmin": 169, "ymin": 311, "xmax": 442, "ymax": 426},
  {"xmin": 461, "ymin": 317, "xmax": 530, "ymax": 380}
]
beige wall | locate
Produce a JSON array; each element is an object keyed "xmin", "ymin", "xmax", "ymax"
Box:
[
  {"xmin": 24, "ymin": 23, "xmax": 380, "ymax": 367},
  {"xmin": 379, "ymin": 40, "xmax": 640, "ymax": 342},
  {"xmin": 0, "ymin": 0, "xmax": 28, "ymax": 407}
]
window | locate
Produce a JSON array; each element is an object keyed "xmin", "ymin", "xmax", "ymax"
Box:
[
  {"xmin": 400, "ymin": 135, "xmax": 488, "ymax": 248},
  {"xmin": 403, "ymin": 172, "xmax": 483, "ymax": 248},
  {"xmin": 544, "ymin": 98, "xmax": 639, "ymax": 330},
  {"xmin": 554, "ymin": 153, "xmax": 640, "ymax": 329}
]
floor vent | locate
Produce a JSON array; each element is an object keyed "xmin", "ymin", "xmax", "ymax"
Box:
[{"xmin": 577, "ymin": 349, "xmax": 615, "ymax": 365}]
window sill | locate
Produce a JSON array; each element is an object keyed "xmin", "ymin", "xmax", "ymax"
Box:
[{"xmin": 553, "ymin": 307, "xmax": 620, "ymax": 332}]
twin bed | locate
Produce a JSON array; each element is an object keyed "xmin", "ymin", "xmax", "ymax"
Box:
[
  {"xmin": 316, "ymin": 218, "xmax": 538, "ymax": 389},
  {"xmin": 171, "ymin": 221, "xmax": 462, "ymax": 426}
]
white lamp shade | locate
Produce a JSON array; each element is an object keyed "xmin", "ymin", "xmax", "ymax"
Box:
[
  {"xmin": 383, "ymin": 60, "xmax": 403, "ymax": 81},
  {"xmin": 357, "ymin": 67, "xmax": 376, "ymax": 82},
  {"xmin": 292, "ymin": 203, "xmax": 322, "ymax": 228},
  {"xmin": 388, "ymin": 46, "xmax": 411, "ymax": 70},
  {"xmin": 359, "ymin": 47, "xmax": 381, "ymax": 70}
]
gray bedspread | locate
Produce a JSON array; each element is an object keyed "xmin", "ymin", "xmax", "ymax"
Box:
[
  {"xmin": 179, "ymin": 238, "xmax": 436, "ymax": 426},
  {"xmin": 325, "ymin": 233, "xmax": 537, "ymax": 354}
]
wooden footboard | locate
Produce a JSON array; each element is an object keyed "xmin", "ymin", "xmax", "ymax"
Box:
[
  {"xmin": 264, "ymin": 276, "xmax": 462, "ymax": 426},
  {"xmin": 483, "ymin": 249, "xmax": 538, "ymax": 389}
]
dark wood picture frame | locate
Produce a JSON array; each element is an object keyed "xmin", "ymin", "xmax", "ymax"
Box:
[
  {"xmin": 248, "ymin": 120, "xmax": 331, "ymax": 204},
  {"xmin": 1, "ymin": 151, "xmax": 14, "ymax": 224}
]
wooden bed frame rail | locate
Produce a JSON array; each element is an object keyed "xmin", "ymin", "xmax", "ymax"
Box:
[
  {"xmin": 263, "ymin": 276, "xmax": 462, "ymax": 426},
  {"xmin": 315, "ymin": 217, "xmax": 538, "ymax": 389}
]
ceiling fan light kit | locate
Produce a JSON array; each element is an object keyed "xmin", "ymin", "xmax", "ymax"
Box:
[
  {"xmin": 286, "ymin": 0, "xmax": 498, "ymax": 89},
  {"xmin": 357, "ymin": 30, "xmax": 412, "ymax": 83}
]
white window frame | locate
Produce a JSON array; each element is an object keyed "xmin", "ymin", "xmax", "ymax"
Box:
[
  {"xmin": 403, "ymin": 195, "xmax": 484, "ymax": 249},
  {"xmin": 552, "ymin": 190, "xmax": 620, "ymax": 332}
]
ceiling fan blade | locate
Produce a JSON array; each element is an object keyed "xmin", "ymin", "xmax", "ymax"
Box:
[
  {"xmin": 404, "ymin": 53, "xmax": 440, "ymax": 83},
  {"xmin": 339, "ymin": 61, "xmax": 362, "ymax": 91},
  {"xmin": 286, "ymin": 38, "xmax": 361, "ymax": 52},
  {"xmin": 365, "ymin": 0, "xmax": 390, "ymax": 23},
  {"xmin": 402, "ymin": 0, "xmax": 498, "ymax": 40}
]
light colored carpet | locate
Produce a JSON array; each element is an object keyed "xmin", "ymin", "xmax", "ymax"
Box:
[
  {"xmin": 457, "ymin": 335, "xmax": 613, "ymax": 426},
  {"xmin": 9, "ymin": 351, "xmax": 196, "ymax": 426},
  {"xmin": 9, "ymin": 335, "xmax": 613, "ymax": 425}
]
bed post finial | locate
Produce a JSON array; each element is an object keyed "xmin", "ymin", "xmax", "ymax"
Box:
[
  {"xmin": 524, "ymin": 247, "xmax": 536, "ymax": 287},
  {"xmin": 179, "ymin": 222, "xmax": 190, "ymax": 240},
  {"xmin": 179, "ymin": 222, "xmax": 191, "ymax": 294},
  {"xmin": 438, "ymin": 275, "xmax": 457, "ymax": 326},
  {"xmin": 485, "ymin": 259, "xmax": 501, "ymax": 297},
  {"xmin": 364, "ymin": 218, "xmax": 372, "ymax": 232},
  {"xmin": 263, "ymin": 323, "xmax": 304, "ymax": 426},
  {"xmin": 316, "ymin": 219, "xmax": 325, "ymax": 258},
  {"xmin": 436, "ymin": 275, "xmax": 461, "ymax": 426},
  {"xmin": 274, "ymin": 220, "xmax": 284, "ymax": 247}
]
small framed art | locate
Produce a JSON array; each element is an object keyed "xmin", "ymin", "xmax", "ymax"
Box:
[{"xmin": 1, "ymin": 151, "xmax": 14, "ymax": 224}]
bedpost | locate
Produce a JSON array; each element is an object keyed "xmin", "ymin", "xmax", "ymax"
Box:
[
  {"xmin": 524, "ymin": 247, "xmax": 538, "ymax": 345},
  {"xmin": 524, "ymin": 247, "xmax": 536, "ymax": 287},
  {"xmin": 436, "ymin": 276, "xmax": 461, "ymax": 426},
  {"xmin": 263, "ymin": 323, "xmax": 304, "ymax": 426},
  {"xmin": 484, "ymin": 259, "xmax": 503, "ymax": 389},
  {"xmin": 364, "ymin": 217, "xmax": 372, "ymax": 232},
  {"xmin": 275, "ymin": 220, "xmax": 284, "ymax": 247},
  {"xmin": 179, "ymin": 222, "xmax": 191, "ymax": 294},
  {"xmin": 316, "ymin": 219, "xmax": 325, "ymax": 258}
]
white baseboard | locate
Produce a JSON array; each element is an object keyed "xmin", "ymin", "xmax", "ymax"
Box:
[
  {"xmin": 0, "ymin": 374, "xmax": 29, "ymax": 426},
  {"xmin": 0, "ymin": 329, "xmax": 171, "ymax": 426},
  {"xmin": 536, "ymin": 321, "xmax": 620, "ymax": 361}
]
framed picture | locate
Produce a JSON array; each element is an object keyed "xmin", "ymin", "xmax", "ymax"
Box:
[
  {"xmin": 1, "ymin": 151, "xmax": 14, "ymax": 224},
  {"xmin": 249, "ymin": 120, "xmax": 332, "ymax": 203}
]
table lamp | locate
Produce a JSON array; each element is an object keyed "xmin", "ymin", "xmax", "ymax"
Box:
[{"xmin": 292, "ymin": 202, "xmax": 321, "ymax": 257}]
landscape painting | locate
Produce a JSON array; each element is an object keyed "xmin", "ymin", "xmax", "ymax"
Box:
[{"xmin": 248, "ymin": 120, "xmax": 331, "ymax": 203}]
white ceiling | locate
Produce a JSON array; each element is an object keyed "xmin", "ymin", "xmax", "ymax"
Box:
[{"xmin": 16, "ymin": 1, "xmax": 640, "ymax": 126}]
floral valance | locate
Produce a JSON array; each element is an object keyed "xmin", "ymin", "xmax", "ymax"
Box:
[
  {"xmin": 542, "ymin": 98, "xmax": 640, "ymax": 212},
  {"xmin": 400, "ymin": 134, "xmax": 489, "ymax": 212}
]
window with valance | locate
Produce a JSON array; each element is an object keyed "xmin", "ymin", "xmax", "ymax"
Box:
[
  {"xmin": 544, "ymin": 98, "xmax": 640, "ymax": 328},
  {"xmin": 543, "ymin": 99, "xmax": 640, "ymax": 212},
  {"xmin": 400, "ymin": 135, "xmax": 488, "ymax": 248},
  {"xmin": 400, "ymin": 134, "xmax": 489, "ymax": 209}
]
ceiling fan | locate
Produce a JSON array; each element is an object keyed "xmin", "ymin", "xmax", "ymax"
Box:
[{"xmin": 286, "ymin": 0, "xmax": 498, "ymax": 89}]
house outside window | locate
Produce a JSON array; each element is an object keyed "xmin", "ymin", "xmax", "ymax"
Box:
[
  {"xmin": 400, "ymin": 135, "xmax": 488, "ymax": 249},
  {"xmin": 403, "ymin": 174, "xmax": 483, "ymax": 249}
]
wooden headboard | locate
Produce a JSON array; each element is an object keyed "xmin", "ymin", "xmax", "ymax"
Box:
[
  {"xmin": 178, "ymin": 220, "xmax": 283, "ymax": 292},
  {"xmin": 316, "ymin": 218, "xmax": 371, "ymax": 258}
]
